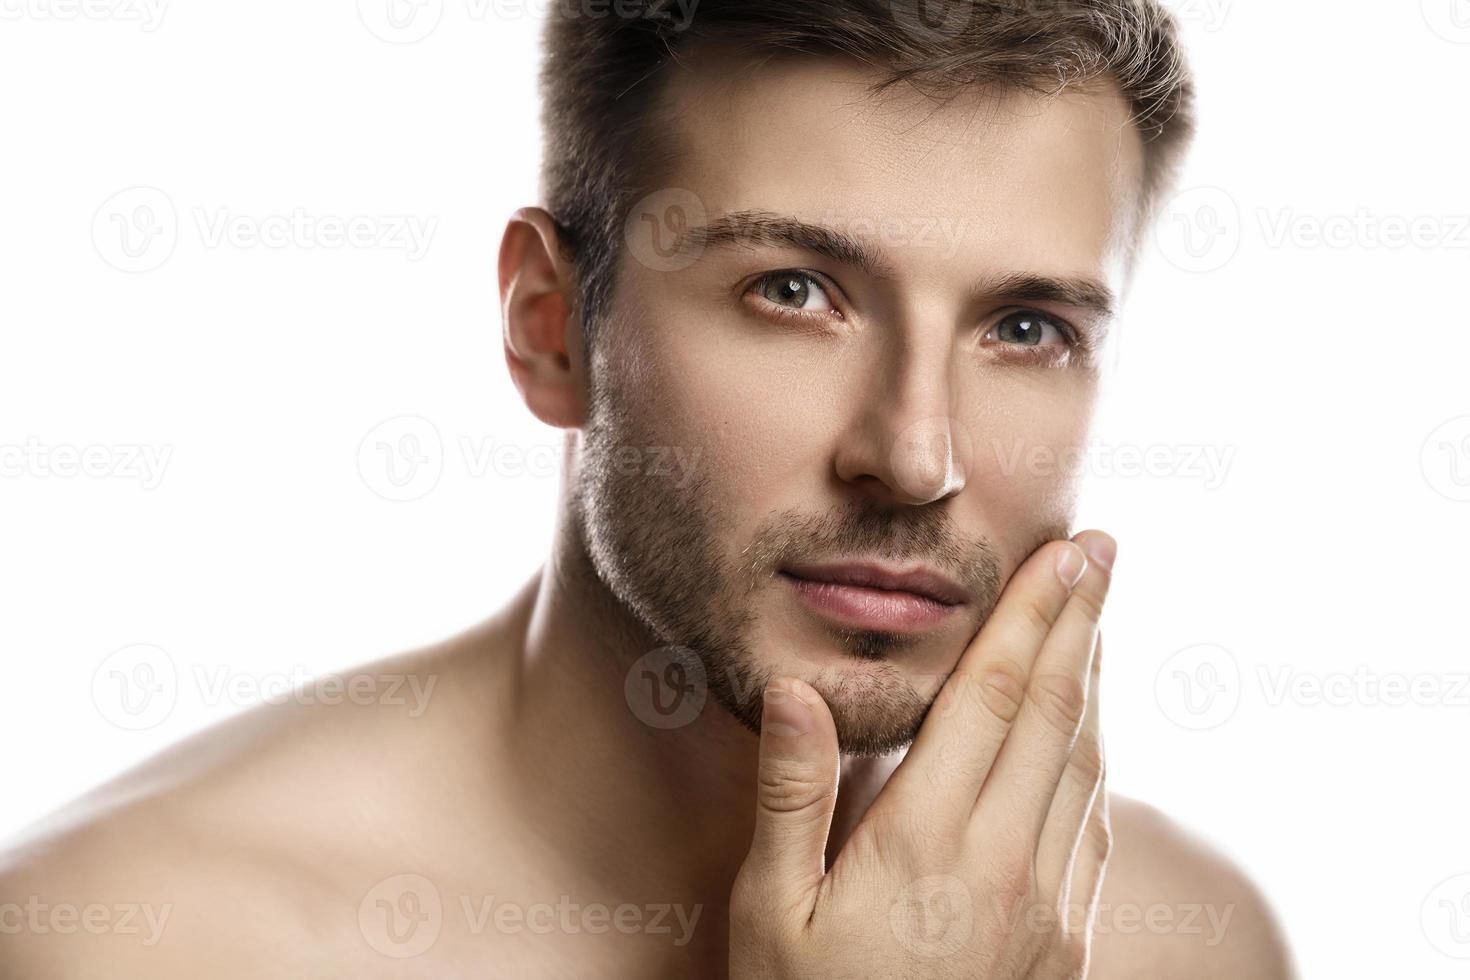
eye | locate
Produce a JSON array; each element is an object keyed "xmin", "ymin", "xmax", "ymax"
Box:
[
  {"xmin": 746, "ymin": 271, "xmax": 839, "ymax": 320},
  {"xmin": 984, "ymin": 310, "xmax": 1073, "ymax": 349}
]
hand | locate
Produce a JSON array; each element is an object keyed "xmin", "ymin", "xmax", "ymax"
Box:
[{"xmin": 729, "ymin": 531, "xmax": 1115, "ymax": 979}]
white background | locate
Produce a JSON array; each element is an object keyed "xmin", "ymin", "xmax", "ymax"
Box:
[{"xmin": 2, "ymin": 1, "xmax": 1468, "ymax": 975}]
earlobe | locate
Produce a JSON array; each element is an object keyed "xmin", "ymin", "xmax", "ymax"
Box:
[{"xmin": 499, "ymin": 207, "xmax": 587, "ymax": 429}]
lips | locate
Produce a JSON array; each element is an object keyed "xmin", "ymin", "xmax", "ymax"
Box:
[{"xmin": 778, "ymin": 560, "xmax": 967, "ymax": 606}]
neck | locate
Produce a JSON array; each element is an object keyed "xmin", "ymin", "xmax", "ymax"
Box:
[
  {"xmin": 496, "ymin": 504, "xmax": 755, "ymax": 967},
  {"xmin": 492, "ymin": 499, "xmax": 903, "ymax": 970}
]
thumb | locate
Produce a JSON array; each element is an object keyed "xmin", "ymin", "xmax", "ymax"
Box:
[{"xmin": 738, "ymin": 676, "xmax": 840, "ymax": 919}]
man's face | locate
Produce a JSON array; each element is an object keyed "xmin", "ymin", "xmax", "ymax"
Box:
[{"xmin": 573, "ymin": 53, "xmax": 1143, "ymax": 755}]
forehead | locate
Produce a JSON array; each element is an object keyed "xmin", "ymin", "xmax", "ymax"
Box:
[{"xmin": 656, "ymin": 51, "xmax": 1146, "ymax": 285}]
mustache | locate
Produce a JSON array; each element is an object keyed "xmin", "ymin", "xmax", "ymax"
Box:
[{"xmin": 735, "ymin": 499, "xmax": 1008, "ymax": 605}]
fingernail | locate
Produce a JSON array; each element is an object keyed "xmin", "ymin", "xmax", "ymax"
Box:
[
  {"xmin": 1081, "ymin": 534, "xmax": 1116, "ymax": 572},
  {"xmin": 1055, "ymin": 543, "xmax": 1087, "ymax": 588},
  {"xmin": 763, "ymin": 686, "xmax": 812, "ymax": 737}
]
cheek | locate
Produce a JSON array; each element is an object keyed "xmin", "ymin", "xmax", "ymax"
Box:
[
  {"xmin": 956, "ymin": 382, "xmax": 1097, "ymax": 559},
  {"xmin": 628, "ymin": 310, "xmax": 852, "ymax": 507}
]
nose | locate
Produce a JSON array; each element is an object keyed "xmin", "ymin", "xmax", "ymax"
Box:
[{"xmin": 832, "ymin": 344, "xmax": 970, "ymax": 506}]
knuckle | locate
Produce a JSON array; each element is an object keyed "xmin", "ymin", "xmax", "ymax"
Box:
[
  {"xmin": 1068, "ymin": 734, "xmax": 1105, "ymax": 784},
  {"xmin": 757, "ymin": 765, "xmax": 833, "ymax": 815},
  {"xmin": 1019, "ymin": 594, "xmax": 1059, "ymax": 638},
  {"xmin": 973, "ymin": 659, "xmax": 1029, "ymax": 724},
  {"xmin": 1067, "ymin": 584, "xmax": 1107, "ymax": 623},
  {"xmin": 986, "ymin": 844, "xmax": 1038, "ymax": 907},
  {"xmin": 1027, "ymin": 671, "xmax": 1088, "ymax": 734},
  {"xmin": 1086, "ymin": 812, "xmax": 1115, "ymax": 859}
]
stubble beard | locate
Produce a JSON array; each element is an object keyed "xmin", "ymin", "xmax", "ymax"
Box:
[{"xmin": 569, "ymin": 380, "xmax": 1011, "ymax": 756}]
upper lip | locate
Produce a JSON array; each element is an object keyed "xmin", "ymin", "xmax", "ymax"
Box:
[{"xmin": 780, "ymin": 559, "xmax": 967, "ymax": 606}]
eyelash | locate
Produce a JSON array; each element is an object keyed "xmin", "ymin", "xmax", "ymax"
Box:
[
  {"xmin": 742, "ymin": 270, "xmax": 1089, "ymax": 363},
  {"xmin": 743, "ymin": 270, "xmax": 843, "ymax": 327},
  {"xmin": 987, "ymin": 310, "xmax": 1087, "ymax": 366}
]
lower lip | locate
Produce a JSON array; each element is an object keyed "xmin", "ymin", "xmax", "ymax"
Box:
[{"xmin": 781, "ymin": 573, "xmax": 960, "ymax": 632}]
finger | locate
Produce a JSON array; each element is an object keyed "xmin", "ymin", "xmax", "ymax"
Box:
[
  {"xmin": 875, "ymin": 538, "xmax": 1088, "ymax": 820},
  {"xmin": 1034, "ymin": 630, "xmax": 1104, "ymax": 901},
  {"xmin": 976, "ymin": 531, "xmax": 1113, "ymax": 842},
  {"xmin": 733, "ymin": 676, "xmax": 841, "ymax": 924},
  {"xmin": 1066, "ymin": 755, "xmax": 1113, "ymax": 939}
]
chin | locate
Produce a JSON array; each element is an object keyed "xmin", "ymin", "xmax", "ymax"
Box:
[
  {"xmin": 818, "ymin": 671, "xmax": 933, "ymax": 757},
  {"xmin": 778, "ymin": 650, "xmax": 940, "ymax": 757}
]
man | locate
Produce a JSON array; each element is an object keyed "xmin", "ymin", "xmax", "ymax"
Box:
[{"xmin": 1, "ymin": 1, "xmax": 1295, "ymax": 976}]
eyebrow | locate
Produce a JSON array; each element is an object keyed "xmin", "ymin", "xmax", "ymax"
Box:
[
  {"xmin": 679, "ymin": 211, "xmax": 898, "ymax": 279},
  {"xmin": 678, "ymin": 210, "xmax": 1116, "ymax": 318},
  {"xmin": 980, "ymin": 271, "xmax": 1116, "ymax": 319}
]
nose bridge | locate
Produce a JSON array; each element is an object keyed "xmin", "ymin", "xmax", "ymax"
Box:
[{"xmin": 838, "ymin": 324, "xmax": 967, "ymax": 505}]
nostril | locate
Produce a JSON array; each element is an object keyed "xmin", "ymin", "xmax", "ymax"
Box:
[{"xmin": 887, "ymin": 416, "xmax": 970, "ymax": 504}]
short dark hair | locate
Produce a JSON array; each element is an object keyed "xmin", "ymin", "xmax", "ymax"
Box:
[{"xmin": 538, "ymin": 0, "xmax": 1195, "ymax": 339}]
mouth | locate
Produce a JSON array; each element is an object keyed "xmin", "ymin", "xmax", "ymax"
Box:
[{"xmin": 778, "ymin": 559, "xmax": 966, "ymax": 633}]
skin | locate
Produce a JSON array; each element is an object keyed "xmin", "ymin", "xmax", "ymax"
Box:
[{"xmin": 0, "ymin": 53, "xmax": 1294, "ymax": 978}]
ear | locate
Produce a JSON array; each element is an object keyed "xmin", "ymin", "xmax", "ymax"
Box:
[{"xmin": 498, "ymin": 207, "xmax": 586, "ymax": 429}]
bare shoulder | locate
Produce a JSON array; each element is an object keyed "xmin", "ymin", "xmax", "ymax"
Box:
[
  {"xmin": 0, "ymin": 781, "xmax": 338, "ymax": 978},
  {"xmin": 0, "ymin": 620, "xmax": 519, "ymax": 979},
  {"xmin": 1089, "ymin": 794, "xmax": 1297, "ymax": 980}
]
